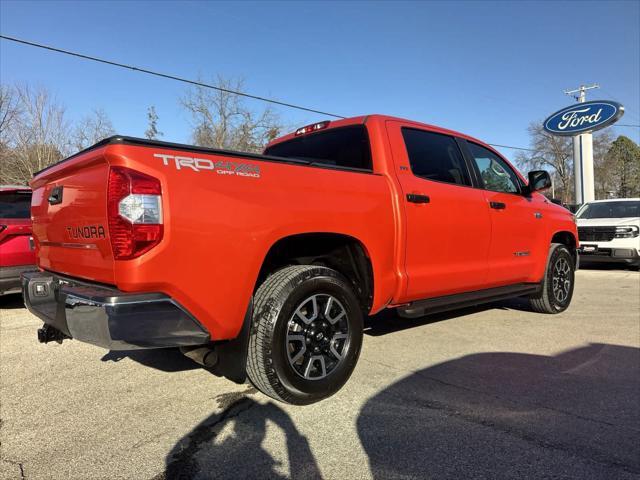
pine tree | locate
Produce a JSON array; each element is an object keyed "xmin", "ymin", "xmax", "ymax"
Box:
[{"xmin": 606, "ymin": 136, "xmax": 640, "ymax": 198}]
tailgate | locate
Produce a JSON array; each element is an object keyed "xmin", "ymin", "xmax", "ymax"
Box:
[{"xmin": 30, "ymin": 148, "xmax": 115, "ymax": 284}]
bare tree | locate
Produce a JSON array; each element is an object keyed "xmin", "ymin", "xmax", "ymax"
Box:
[
  {"xmin": 516, "ymin": 122, "xmax": 615, "ymax": 203},
  {"xmin": 516, "ymin": 122, "xmax": 573, "ymax": 203},
  {"xmin": 181, "ymin": 76, "xmax": 283, "ymax": 153},
  {"xmin": 0, "ymin": 84, "xmax": 21, "ymax": 146},
  {"xmin": 592, "ymin": 129, "xmax": 615, "ymax": 199},
  {"xmin": 0, "ymin": 84, "xmax": 70, "ymax": 185},
  {"xmin": 72, "ymin": 108, "xmax": 115, "ymax": 152},
  {"xmin": 145, "ymin": 105, "xmax": 162, "ymax": 140}
]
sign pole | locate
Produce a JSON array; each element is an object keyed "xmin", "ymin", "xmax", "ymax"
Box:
[
  {"xmin": 573, "ymin": 133, "xmax": 595, "ymax": 204},
  {"xmin": 564, "ymin": 84, "xmax": 599, "ymax": 204}
]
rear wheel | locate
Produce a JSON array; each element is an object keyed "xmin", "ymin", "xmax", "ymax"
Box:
[
  {"xmin": 529, "ymin": 243, "xmax": 575, "ymax": 314},
  {"xmin": 247, "ymin": 265, "xmax": 363, "ymax": 405}
]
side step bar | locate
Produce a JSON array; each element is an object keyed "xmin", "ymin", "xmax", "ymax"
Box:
[{"xmin": 398, "ymin": 283, "xmax": 540, "ymax": 319}]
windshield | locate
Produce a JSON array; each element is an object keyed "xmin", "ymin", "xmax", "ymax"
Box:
[
  {"xmin": 577, "ymin": 201, "xmax": 640, "ymax": 219},
  {"xmin": 0, "ymin": 191, "xmax": 32, "ymax": 219}
]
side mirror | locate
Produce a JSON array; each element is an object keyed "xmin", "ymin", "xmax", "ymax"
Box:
[{"xmin": 526, "ymin": 170, "xmax": 552, "ymax": 193}]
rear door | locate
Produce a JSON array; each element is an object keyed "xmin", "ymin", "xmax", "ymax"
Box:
[
  {"xmin": 463, "ymin": 141, "xmax": 542, "ymax": 285},
  {"xmin": 387, "ymin": 122, "xmax": 492, "ymax": 301}
]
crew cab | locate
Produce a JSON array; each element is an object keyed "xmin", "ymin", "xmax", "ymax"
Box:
[
  {"xmin": 576, "ymin": 198, "xmax": 640, "ymax": 268},
  {"xmin": 1, "ymin": 185, "xmax": 36, "ymax": 295},
  {"xmin": 22, "ymin": 115, "xmax": 578, "ymax": 404}
]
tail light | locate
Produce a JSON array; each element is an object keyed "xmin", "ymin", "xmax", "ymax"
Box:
[{"xmin": 107, "ymin": 167, "xmax": 163, "ymax": 260}]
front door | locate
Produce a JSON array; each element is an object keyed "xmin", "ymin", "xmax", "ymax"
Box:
[{"xmin": 464, "ymin": 141, "xmax": 541, "ymax": 286}]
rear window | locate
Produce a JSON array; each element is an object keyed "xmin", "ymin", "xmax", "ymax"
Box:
[
  {"xmin": 264, "ymin": 125, "xmax": 373, "ymax": 171},
  {"xmin": 0, "ymin": 191, "xmax": 32, "ymax": 219}
]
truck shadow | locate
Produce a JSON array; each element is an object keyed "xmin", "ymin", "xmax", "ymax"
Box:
[
  {"xmin": 357, "ymin": 343, "xmax": 640, "ymax": 479},
  {"xmin": 365, "ymin": 296, "xmax": 532, "ymax": 336},
  {"xmin": 101, "ymin": 348, "xmax": 202, "ymax": 373},
  {"xmin": 103, "ymin": 296, "xmax": 535, "ymax": 369},
  {"xmin": 0, "ymin": 292, "xmax": 25, "ymax": 310},
  {"xmin": 103, "ymin": 300, "xmax": 525, "ymax": 372},
  {"xmin": 579, "ymin": 262, "xmax": 639, "ymax": 272}
]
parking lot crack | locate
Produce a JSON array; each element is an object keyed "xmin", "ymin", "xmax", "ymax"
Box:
[
  {"xmin": 416, "ymin": 370, "xmax": 630, "ymax": 430},
  {"xmin": 408, "ymin": 394, "xmax": 640, "ymax": 475},
  {"xmin": 364, "ymin": 357, "xmax": 632, "ymax": 430},
  {"xmin": 1, "ymin": 459, "xmax": 26, "ymax": 480}
]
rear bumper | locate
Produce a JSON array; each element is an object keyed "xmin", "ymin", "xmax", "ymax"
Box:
[
  {"xmin": 1, "ymin": 264, "xmax": 37, "ymax": 295},
  {"xmin": 22, "ymin": 271, "xmax": 210, "ymax": 350}
]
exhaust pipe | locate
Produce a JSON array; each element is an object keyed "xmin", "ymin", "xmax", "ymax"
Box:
[{"xmin": 180, "ymin": 346, "xmax": 218, "ymax": 368}]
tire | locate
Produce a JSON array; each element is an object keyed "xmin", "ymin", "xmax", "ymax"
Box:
[
  {"xmin": 247, "ymin": 265, "xmax": 364, "ymax": 405},
  {"xmin": 529, "ymin": 243, "xmax": 575, "ymax": 314}
]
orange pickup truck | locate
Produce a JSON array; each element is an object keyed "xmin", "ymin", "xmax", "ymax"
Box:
[{"xmin": 23, "ymin": 115, "xmax": 578, "ymax": 404}]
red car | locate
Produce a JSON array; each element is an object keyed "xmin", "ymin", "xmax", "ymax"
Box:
[{"xmin": 1, "ymin": 186, "xmax": 36, "ymax": 295}]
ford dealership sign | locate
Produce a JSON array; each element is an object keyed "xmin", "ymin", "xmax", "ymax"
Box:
[{"xmin": 543, "ymin": 100, "xmax": 624, "ymax": 136}]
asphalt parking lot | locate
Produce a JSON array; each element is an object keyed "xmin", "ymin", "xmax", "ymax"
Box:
[{"xmin": 1, "ymin": 268, "xmax": 639, "ymax": 480}]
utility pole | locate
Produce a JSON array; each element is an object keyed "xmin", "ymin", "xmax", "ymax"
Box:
[
  {"xmin": 564, "ymin": 84, "xmax": 599, "ymax": 103},
  {"xmin": 564, "ymin": 84, "xmax": 599, "ymax": 205}
]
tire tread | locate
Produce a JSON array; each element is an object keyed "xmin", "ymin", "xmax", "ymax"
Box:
[
  {"xmin": 529, "ymin": 243, "xmax": 574, "ymax": 314},
  {"xmin": 247, "ymin": 265, "xmax": 329, "ymax": 404}
]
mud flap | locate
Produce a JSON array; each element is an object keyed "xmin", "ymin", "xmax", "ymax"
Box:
[{"xmin": 210, "ymin": 299, "xmax": 253, "ymax": 384}]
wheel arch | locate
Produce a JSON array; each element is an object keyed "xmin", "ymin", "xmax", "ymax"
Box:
[
  {"xmin": 255, "ymin": 232, "xmax": 374, "ymax": 313},
  {"xmin": 551, "ymin": 230, "xmax": 578, "ymax": 266}
]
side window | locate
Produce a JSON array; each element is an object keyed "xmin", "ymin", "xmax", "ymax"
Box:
[
  {"xmin": 402, "ymin": 128, "xmax": 471, "ymax": 186},
  {"xmin": 468, "ymin": 143, "xmax": 520, "ymax": 194}
]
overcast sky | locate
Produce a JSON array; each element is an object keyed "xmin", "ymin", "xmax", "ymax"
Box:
[{"xmin": 1, "ymin": 0, "xmax": 639, "ymax": 160}]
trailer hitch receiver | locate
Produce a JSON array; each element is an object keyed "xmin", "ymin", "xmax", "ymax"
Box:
[{"xmin": 37, "ymin": 324, "xmax": 69, "ymax": 344}]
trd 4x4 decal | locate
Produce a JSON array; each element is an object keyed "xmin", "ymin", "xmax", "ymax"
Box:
[{"xmin": 153, "ymin": 154, "xmax": 261, "ymax": 178}]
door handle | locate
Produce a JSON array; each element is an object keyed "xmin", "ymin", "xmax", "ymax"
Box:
[
  {"xmin": 489, "ymin": 201, "xmax": 506, "ymax": 210},
  {"xmin": 407, "ymin": 193, "xmax": 430, "ymax": 204}
]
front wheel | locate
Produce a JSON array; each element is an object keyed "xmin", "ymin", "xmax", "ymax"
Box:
[
  {"xmin": 247, "ymin": 265, "xmax": 364, "ymax": 405},
  {"xmin": 529, "ymin": 243, "xmax": 575, "ymax": 314}
]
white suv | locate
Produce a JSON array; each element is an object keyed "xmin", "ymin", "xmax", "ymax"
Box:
[{"xmin": 576, "ymin": 198, "xmax": 640, "ymax": 269}]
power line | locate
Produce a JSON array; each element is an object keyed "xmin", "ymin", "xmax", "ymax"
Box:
[
  {"xmin": 600, "ymin": 87, "xmax": 640, "ymax": 121},
  {"xmin": 488, "ymin": 143, "xmax": 538, "ymax": 153},
  {"xmin": 488, "ymin": 144, "xmax": 577, "ymax": 159},
  {"xmin": 0, "ymin": 34, "xmax": 346, "ymax": 119}
]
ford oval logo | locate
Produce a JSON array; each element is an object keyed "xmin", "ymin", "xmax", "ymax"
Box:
[{"xmin": 543, "ymin": 100, "xmax": 624, "ymax": 136}]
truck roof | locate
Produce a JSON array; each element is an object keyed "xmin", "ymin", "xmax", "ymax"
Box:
[{"xmin": 267, "ymin": 114, "xmax": 494, "ymax": 152}]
